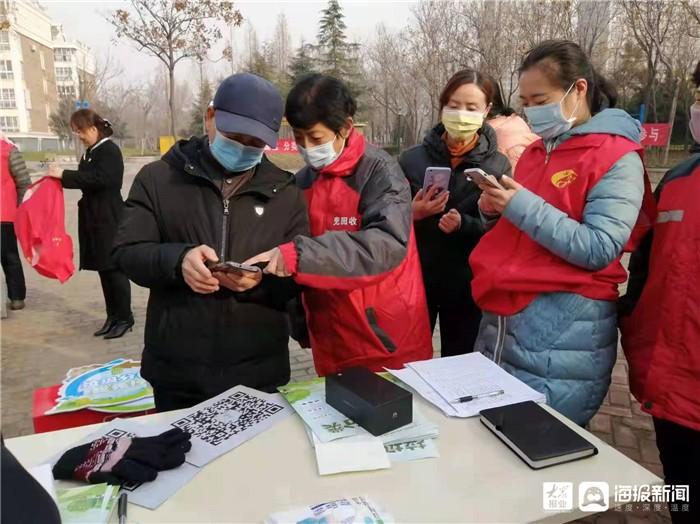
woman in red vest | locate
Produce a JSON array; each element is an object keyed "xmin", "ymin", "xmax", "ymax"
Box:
[
  {"xmin": 0, "ymin": 135, "xmax": 30, "ymax": 310},
  {"xmin": 246, "ymin": 74, "xmax": 432, "ymax": 376},
  {"xmin": 619, "ymin": 70, "xmax": 700, "ymax": 524},
  {"xmin": 469, "ymin": 40, "xmax": 654, "ymax": 426}
]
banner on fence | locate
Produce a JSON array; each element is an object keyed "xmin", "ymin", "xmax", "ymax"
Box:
[{"xmin": 640, "ymin": 124, "xmax": 671, "ymax": 147}]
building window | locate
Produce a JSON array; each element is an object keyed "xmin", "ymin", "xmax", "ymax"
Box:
[
  {"xmin": 0, "ymin": 59, "xmax": 12, "ymax": 79},
  {"xmin": 57, "ymin": 85, "xmax": 75, "ymax": 98},
  {"xmin": 0, "ymin": 88, "xmax": 15, "ymax": 108},
  {"xmin": 40, "ymin": 51, "xmax": 45, "ymax": 70},
  {"xmin": 0, "ymin": 32, "xmax": 9, "ymax": 51},
  {"xmin": 0, "ymin": 116, "xmax": 19, "ymax": 132},
  {"xmin": 54, "ymin": 48, "xmax": 73, "ymax": 62},
  {"xmin": 56, "ymin": 67, "xmax": 72, "ymax": 81}
]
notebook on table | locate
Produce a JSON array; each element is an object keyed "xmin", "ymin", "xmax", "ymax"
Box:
[{"xmin": 480, "ymin": 401, "xmax": 598, "ymax": 469}]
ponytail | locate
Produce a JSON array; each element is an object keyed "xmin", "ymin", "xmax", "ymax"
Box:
[{"xmin": 519, "ymin": 40, "xmax": 617, "ymax": 115}]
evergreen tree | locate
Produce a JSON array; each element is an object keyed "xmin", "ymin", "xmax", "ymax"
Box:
[
  {"xmin": 317, "ymin": 0, "xmax": 348, "ymax": 77},
  {"xmin": 187, "ymin": 77, "xmax": 213, "ymax": 137},
  {"xmin": 289, "ymin": 41, "xmax": 317, "ymax": 86},
  {"xmin": 314, "ymin": 0, "xmax": 362, "ymax": 98}
]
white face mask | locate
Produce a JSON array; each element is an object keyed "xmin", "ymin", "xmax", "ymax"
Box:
[{"xmin": 298, "ymin": 136, "xmax": 341, "ymax": 170}]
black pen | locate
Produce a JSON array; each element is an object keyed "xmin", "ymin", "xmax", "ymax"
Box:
[
  {"xmin": 118, "ymin": 492, "xmax": 128, "ymax": 524},
  {"xmin": 452, "ymin": 389, "xmax": 505, "ymax": 403}
]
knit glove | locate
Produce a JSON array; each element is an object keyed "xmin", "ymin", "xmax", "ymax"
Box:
[{"xmin": 52, "ymin": 428, "xmax": 192, "ymax": 485}]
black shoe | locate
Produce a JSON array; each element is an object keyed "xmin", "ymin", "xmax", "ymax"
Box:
[
  {"xmin": 94, "ymin": 317, "xmax": 116, "ymax": 336},
  {"xmin": 104, "ymin": 317, "xmax": 134, "ymax": 340},
  {"xmin": 9, "ymin": 300, "xmax": 25, "ymax": 311}
]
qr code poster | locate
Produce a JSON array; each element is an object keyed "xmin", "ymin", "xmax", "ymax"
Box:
[{"xmin": 171, "ymin": 385, "xmax": 293, "ymax": 468}]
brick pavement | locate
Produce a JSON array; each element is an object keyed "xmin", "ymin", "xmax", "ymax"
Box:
[{"xmin": 0, "ymin": 159, "xmax": 671, "ymax": 522}]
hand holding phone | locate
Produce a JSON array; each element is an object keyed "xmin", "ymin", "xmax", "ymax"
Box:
[
  {"xmin": 463, "ymin": 168, "xmax": 505, "ymax": 190},
  {"xmin": 423, "ymin": 167, "xmax": 452, "ymax": 194},
  {"xmin": 207, "ymin": 260, "xmax": 264, "ymax": 292},
  {"xmin": 207, "ymin": 261, "xmax": 263, "ymax": 275}
]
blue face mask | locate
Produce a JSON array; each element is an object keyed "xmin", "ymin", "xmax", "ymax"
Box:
[
  {"xmin": 210, "ymin": 131, "xmax": 264, "ymax": 172},
  {"xmin": 523, "ymin": 83, "xmax": 580, "ymax": 140}
]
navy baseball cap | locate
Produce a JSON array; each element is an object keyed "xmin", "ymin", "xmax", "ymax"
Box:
[{"xmin": 213, "ymin": 73, "xmax": 283, "ymax": 147}]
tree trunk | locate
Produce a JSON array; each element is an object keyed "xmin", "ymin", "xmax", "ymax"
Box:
[
  {"xmin": 168, "ymin": 65, "xmax": 176, "ymax": 139},
  {"xmin": 664, "ymin": 78, "xmax": 681, "ymax": 166}
]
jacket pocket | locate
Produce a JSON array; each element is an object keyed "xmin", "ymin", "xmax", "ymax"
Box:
[{"xmin": 365, "ymin": 307, "xmax": 397, "ymax": 353}]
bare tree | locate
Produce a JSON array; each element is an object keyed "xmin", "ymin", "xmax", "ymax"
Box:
[
  {"xmin": 621, "ymin": 1, "xmax": 679, "ymax": 122},
  {"xmin": 108, "ymin": 0, "xmax": 243, "ymax": 138},
  {"xmin": 271, "ymin": 14, "xmax": 291, "ymax": 76},
  {"xmin": 575, "ymin": 0, "xmax": 611, "ymax": 63}
]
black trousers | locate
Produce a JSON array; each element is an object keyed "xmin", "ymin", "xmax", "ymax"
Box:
[
  {"xmin": 653, "ymin": 417, "xmax": 699, "ymax": 524},
  {"xmin": 426, "ymin": 283, "xmax": 482, "ymax": 357},
  {"xmin": 1, "ymin": 223, "xmax": 26, "ymax": 301},
  {"xmin": 97, "ymin": 269, "xmax": 132, "ymax": 321}
]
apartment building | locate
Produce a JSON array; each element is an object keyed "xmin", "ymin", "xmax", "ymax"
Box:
[{"xmin": 0, "ymin": 0, "xmax": 94, "ymax": 151}]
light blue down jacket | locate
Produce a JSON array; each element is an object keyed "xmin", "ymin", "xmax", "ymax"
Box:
[{"xmin": 473, "ymin": 109, "xmax": 645, "ymax": 426}]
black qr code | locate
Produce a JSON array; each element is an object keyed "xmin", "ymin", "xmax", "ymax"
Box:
[
  {"xmin": 104, "ymin": 429, "xmax": 136, "ymax": 439},
  {"xmin": 171, "ymin": 391, "xmax": 284, "ymax": 446}
]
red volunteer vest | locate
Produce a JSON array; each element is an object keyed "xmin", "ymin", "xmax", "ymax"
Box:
[
  {"xmin": 620, "ymin": 159, "xmax": 700, "ymax": 431},
  {"xmin": 0, "ymin": 140, "xmax": 18, "ymax": 223},
  {"xmin": 291, "ymin": 132, "xmax": 432, "ymax": 376},
  {"xmin": 14, "ymin": 177, "xmax": 75, "ymax": 283},
  {"xmin": 470, "ymin": 133, "xmax": 654, "ymax": 316}
]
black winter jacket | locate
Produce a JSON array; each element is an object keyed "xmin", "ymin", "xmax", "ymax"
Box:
[
  {"xmin": 399, "ymin": 124, "xmax": 511, "ymax": 295},
  {"xmin": 62, "ymin": 138, "xmax": 124, "ymax": 271},
  {"xmin": 113, "ymin": 136, "xmax": 309, "ymax": 400}
]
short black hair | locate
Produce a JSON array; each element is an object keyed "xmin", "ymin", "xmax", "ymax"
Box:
[
  {"xmin": 285, "ymin": 74, "xmax": 356, "ymax": 133},
  {"xmin": 693, "ymin": 60, "xmax": 700, "ymax": 87}
]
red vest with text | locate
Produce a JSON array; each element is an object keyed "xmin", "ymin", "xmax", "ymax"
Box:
[
  {"xmin": 469, "ymin": 134, "xmax": 655, "ymax": 316},
  {"xmin": 0, "ymin": 139, "xmax": 18, "ymax": 223}
]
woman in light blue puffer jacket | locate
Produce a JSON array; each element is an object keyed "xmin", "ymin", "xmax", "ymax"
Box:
[{"xmin": 470, "ymin": 41, "xmax": 651, "ymax": 426}]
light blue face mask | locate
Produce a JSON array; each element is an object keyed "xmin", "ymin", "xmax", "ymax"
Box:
[
  {"xmin": 210, "ymin": 130, "xmax": 264, "ymax": 172},
  {"xmin": 523, "ymin": 83, "xmax": 580, "ymax": 140}
]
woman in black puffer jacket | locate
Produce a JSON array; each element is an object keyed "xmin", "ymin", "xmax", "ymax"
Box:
[{"xmin": 399, "ymin": 69, "xmax": 511, "ymax": 357}]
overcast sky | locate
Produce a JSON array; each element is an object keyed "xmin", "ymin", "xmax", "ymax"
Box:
[{"xmin": 42, "ymin": 0, "xmax": 417, "ymax": 89}]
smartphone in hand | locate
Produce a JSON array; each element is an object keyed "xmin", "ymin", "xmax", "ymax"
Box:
[
  {"xmin": 423, "ymin": 167, "xmax": 452, "ymax": 196},
  {"xmin": 463, "ymin": 168, "xmax": 504, "ymax": 190},
  {"xmin": 206, "ymin": 261, "xmax": 263, "ymax": 276}
]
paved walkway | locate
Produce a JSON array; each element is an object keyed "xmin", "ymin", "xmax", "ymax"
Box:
[{"xmin": 0, "ymin": 159, "xmax": 670, "ymax": 522}]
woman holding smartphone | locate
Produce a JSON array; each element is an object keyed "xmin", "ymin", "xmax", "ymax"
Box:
[
  {"xmin": 470, "ymin": 40, "xmax": 654, "ymax": 426},
  {"xmin": 48, "ymin": 109, "xmax": 133, "ymax": 339},
  {"xmin": 399, "ymin": 69, "xmax": 511, "ymax": 357},
  {"xmin": 246, "ymin": 74, "xmax": 432, "ymax": 376}
]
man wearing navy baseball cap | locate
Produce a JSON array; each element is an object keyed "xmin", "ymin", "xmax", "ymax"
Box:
[{"xmin": 113, "ymin": 73, "xmax": 309, "ymax": 411}]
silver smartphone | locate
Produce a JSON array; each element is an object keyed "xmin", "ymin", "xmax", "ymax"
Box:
[
  {"xmin": 423, "ymin": 167, "xmax": 452, "ymax": 193},
  {"xmin": 463, "ymin": 168, "xmax": 504, "ymax": 190}
]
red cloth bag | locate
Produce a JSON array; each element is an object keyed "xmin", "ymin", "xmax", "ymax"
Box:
[{"xmin": 14, "ymin": 177, "xmax": 75, "ymax": 283}]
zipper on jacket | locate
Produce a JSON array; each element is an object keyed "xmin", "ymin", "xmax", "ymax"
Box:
[
  {"xmin": 220, "ymin": 198, "xmax": 230, "ymax": 261},
  {"xmin": 494, "ymin": 315, "xmax": 507, "ymax": 366}
]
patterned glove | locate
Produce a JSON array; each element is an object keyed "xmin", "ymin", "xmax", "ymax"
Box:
[{"xmin": 52, "ymin": 428, "xmax": 191, "ymax": 485}]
